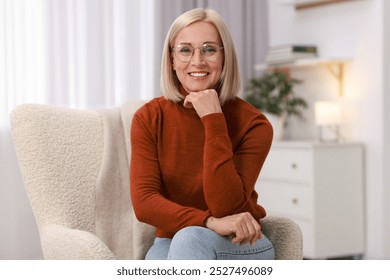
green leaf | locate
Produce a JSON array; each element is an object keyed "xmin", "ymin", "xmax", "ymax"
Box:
[{"xmin": 244, "ymin": 71, "xmax": 307, "ymax": 120}]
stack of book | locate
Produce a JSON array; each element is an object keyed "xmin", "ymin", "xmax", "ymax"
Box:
[{"xmin": 265, "ymin": 44, "xmax": 318, "ymax": 65}]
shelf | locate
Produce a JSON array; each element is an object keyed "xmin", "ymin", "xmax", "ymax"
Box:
[
  {"xmin": 278, "ymin": 0, "xmax": 351, "ymax": 10},
  {"xmin": 254, "ymin": 57, "xmax": 351, "ymax": 71},
  {"xmin": 254, "ymin": 57, "xmax": 352, "ymax": 97}
]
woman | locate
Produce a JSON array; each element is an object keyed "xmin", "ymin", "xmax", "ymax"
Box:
[{"xmin": 130, "ymin": 8, "xmax": 274, "ymax": 260}]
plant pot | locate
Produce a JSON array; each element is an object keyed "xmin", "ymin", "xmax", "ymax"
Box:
[{"xmin": 264, "ymin": 113, "xmax": 285, "ymax": 141}]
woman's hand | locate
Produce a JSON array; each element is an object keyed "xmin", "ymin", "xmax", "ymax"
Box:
[
  {"xmin": 183, "ymin": 89, "xmax": 222, "ymax": 118},
  {"xmin": 205, "ymin": 212, "xmax": 262, "ymax": 245}
]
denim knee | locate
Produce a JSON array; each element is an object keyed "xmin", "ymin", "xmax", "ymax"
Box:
[
  {"xmin": 168, "ymin": 226, "xmax": 216, "ymax": 259},
  {"xmin": 145, "ymin": 237, "xmax": 172, "ymax": 260},
  {"xmin": 167, "ymin": 226, "xmax": 275, "ymax": 260}
]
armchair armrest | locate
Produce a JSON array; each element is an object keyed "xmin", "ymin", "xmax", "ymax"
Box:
[
  {"xmin": 261, "ymin": 216, "xmax": 303, "ymax": 260},
  {"xmin": 40, "ymin": 224, "xmax": 116, "ymax": 260}
]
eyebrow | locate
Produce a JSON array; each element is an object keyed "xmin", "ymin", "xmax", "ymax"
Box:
[{"xmin": 176, "ymin": 41, "xmax": 220, "ymax": 46}]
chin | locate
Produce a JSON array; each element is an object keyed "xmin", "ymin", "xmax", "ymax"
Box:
[{"xmin": 185, "ymin": 84, "xmax": 215, "ymax": 93}]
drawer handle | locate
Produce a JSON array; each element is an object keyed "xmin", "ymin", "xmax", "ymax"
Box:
[
  {"xmin": 291, "ymin": 163, "xmax": 298, "ymax": 169},
  {"xmin": 292, "ymin": 198, "xmax": 298, "ymax": 205}
]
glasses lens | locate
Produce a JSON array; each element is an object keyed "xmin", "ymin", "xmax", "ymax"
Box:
[
  {"xmin": 173, "ymin": 43, "xmax": 223, "ymax": 62},
  {"xmin": 175, "ymin": 45, "xmax": 193, "ymax": 61},
  {"xmin": 201, "ymin": 44, "xmax": 219, "ymax": 57}
]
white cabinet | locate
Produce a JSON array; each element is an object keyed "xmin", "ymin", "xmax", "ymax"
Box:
[{"xmin": 256, "ymin": 141, "xmax": 364, "ymax": 259}]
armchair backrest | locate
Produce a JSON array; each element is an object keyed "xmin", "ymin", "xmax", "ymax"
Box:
[{"xmin": 10, "ymin": 104, "xmax": 103, "ymax": 232}]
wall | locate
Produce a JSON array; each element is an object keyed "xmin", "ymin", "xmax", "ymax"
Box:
[
  {"xmin": 266, "ymin": 0, "xmax": 388, "ymax": 259},
  {"xmin": 383, "ymin": 0, "xmax": 390, "ymax": 259}
]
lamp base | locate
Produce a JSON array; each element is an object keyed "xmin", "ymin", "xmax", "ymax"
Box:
[{"xmin": 317, "ymin": 125, "xmax": 339, "ymax": 142}]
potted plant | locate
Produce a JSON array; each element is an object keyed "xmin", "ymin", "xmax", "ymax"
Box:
[{"xmin": 244, "ymin": 71, "xmax": 308, "ymax": 140}]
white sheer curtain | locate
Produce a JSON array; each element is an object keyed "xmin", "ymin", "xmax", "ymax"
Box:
[
  {"xmin": 0, "ymin": 0, "xmax": 156, "ymax": 259},
  {"xmin": 1, "ymin": 0, "xmax": 155, "ymax": 127}
]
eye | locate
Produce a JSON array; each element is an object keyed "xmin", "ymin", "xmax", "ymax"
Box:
[
  {"xmin": 202, "ymin": 45, "xmax": 217, "ymax": 54},
  {"xmin": 178, "ymin": 46, "xmax": 193, "ymax": 55}
]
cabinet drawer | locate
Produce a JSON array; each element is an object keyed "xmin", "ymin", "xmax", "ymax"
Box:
[
  {"xmin": 261, "ymin": 148, "xmax": 312, "ymax": 183},
  {"xmin": 256, "ymin": 181, "xmax": 313, "ymax": 219}
]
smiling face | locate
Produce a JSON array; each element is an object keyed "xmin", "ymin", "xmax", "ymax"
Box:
[{"xmin": 172, "ymin": 21, "xmax": 224, "ymax": 95}]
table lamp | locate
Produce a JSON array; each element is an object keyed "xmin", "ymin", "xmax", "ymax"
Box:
[{"xmin": 315, "ymin": 101, "xmax": 342, "ymax": 142}]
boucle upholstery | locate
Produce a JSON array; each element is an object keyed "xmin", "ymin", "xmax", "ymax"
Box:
[{"xmin": 10, "ymin": 101, "xmax": 303, "ymax": 260}]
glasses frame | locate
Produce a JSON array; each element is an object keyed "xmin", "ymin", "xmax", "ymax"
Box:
[{"xmin": 171, "ymin": 43, "xmax": 224, "ymax": 62}]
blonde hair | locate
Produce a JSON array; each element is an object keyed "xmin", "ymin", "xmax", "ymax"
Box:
[{"xmin": 161, "ymin": 8, "xmax": 241, "ymax": 106}]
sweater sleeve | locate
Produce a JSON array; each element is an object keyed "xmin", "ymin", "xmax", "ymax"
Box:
[
  {"xmin": 130, "ymin": 109, "xmax": 210, "ymax": 235},
  {"xmin": 201, "ymin": 112, "xmax": 273, "ymax": 218}
]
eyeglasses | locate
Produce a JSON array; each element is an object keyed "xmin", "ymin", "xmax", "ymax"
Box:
[{"xmin": 171, "ymin": 43, "xmax": 224, "ymax": 62}]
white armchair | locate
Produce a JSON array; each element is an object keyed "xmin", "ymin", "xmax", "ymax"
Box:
[{"xmin": 10, "ymin": 101, "xmax": 303, "ymax": 260}]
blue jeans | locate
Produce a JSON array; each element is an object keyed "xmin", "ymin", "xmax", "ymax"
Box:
[{"xmin": 145, "ymin": 226, "xmax": 275, "ymax": 260}]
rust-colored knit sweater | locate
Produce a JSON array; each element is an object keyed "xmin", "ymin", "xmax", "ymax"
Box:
[{"xmin": 130, "ymin": 96, "xmax": 273, "ymax": 238}]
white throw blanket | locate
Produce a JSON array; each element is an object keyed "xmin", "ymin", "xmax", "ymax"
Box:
[{"xmin": 95, "ymin": 104, "xmax": 155, "ymax": 259}]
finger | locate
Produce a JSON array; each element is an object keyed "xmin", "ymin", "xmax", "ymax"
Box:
[
  {"xmin": 231, "ymin": 235, "xmax": 240, "ymax": 244},
  {"xmin": 248, "ymin": 218, "xmax": 262, "ymax": 245},
  {"xmin": 248, "ymin": 229, "xmax": 258, "ymax": 245},
  {"xmin": 238, "ymin": 213, "xmax": 260, "ymax": 245},
  {"xmin": 231, "ymin": 224, "xmax": 244, "ymax": 244},
  {"xmin": 241, "ymin": 223, "xmax": 255, "ymax": 245},
  {"xmin": 237, "ymin": 214, "xmax": 254, "ymax": 245},
  {"xmin": 249, "ymin": 221, "xmax": 262, "ymax": 245},
  {"xmin": 232, "ymin": 229, "xmax": 255, "ymax": 245},
  {"xmin": 183, "ymin": 96, "xmax": 193, "ymax": 108},
  {"xmin": 238, "ymin": 213, "xmax": 255, "ymax": 243},
  {"xmin": 249, "ymin": 231, "xmax": 261, "ymax": 245},
  {"xmin": 230, "ymin": 218, "xmax": 246, "ymax": 244},
  {"xmin": 232, "ymin": 234, "xmax": 250, "ymax": 245},
  {"xmin": 227, "ymin": 213, "xmax": 245, "ymax": 244}
]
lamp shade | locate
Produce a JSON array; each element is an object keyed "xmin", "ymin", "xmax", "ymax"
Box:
[{"xmin": 315, "ymin": 101, "xmax": 342, "ymax": 125}]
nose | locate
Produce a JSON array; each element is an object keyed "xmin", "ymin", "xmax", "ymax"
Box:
[{"xmin": 191, "ymin": 48, "xmax": 206, "ymax": 66}]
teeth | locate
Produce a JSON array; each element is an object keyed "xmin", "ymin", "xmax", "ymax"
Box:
[{"xmin": 190, "ymin": 72, "xmax": 208, "ymax": 77}]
